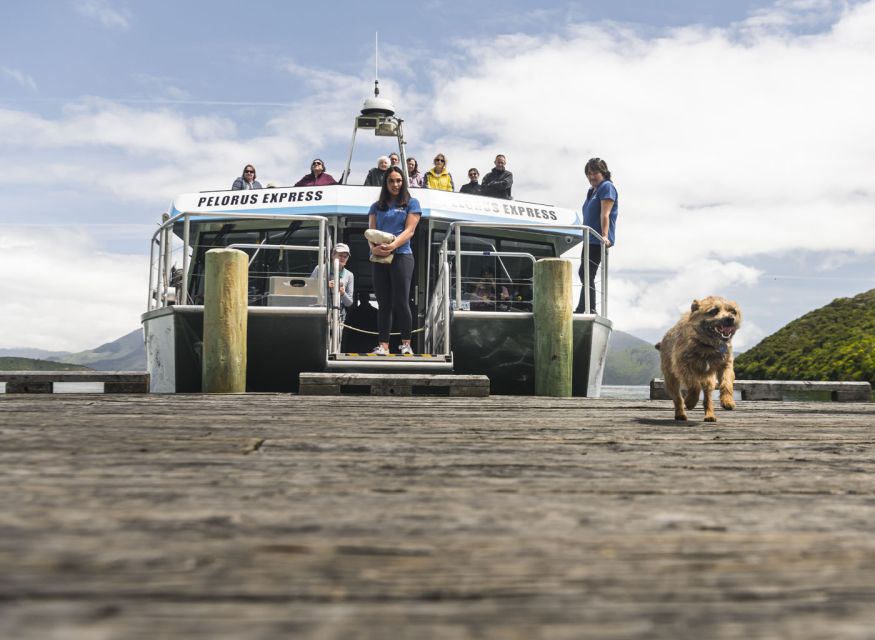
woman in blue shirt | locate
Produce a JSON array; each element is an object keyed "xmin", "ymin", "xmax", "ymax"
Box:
[
  {"xmin": 368, "ymin": 165, "xmax": 422, "ymax": 355},
  {"xmin": 575, "ymin": 157, "xmax": 617, "ymax": 314}
]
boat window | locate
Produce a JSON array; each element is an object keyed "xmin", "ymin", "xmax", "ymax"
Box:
[
  {"xmin": 188, "ymin": 224, "xmax": 324, "ymax": 305},
  {"xmin": 430, "ymin": 230, "xmax": 554, "ymax": 312}
]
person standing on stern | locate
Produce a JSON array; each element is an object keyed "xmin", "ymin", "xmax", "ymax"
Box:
[
  {"xmin": 368, "ymin": 166, "xmax": 422, "ymax": 356},
  {"xmin": 575, "ymin": 157, "xmax": 617, "ymax": 315}
]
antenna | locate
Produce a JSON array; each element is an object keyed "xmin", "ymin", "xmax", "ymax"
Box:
[{"xmin": 374, "ymin": 32, "xmax": 380, "ymax": 97}]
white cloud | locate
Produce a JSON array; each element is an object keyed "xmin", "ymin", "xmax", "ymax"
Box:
[
  {"xmin": 74, "ymin": 0, "xmax": 131, "ymax": 30},
  {"xmin": 1, "ymin": 66, "xmax": 37, "ymax": 91},
  {"xmin": 3, "ymin": 1, "xmax": 875, "ymax": 349},
  {"xmin": 0, "ymin": 228, "xmax": 147, "ymax": 351}
]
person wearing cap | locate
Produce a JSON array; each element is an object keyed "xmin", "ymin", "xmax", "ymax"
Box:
[
  {"xmin": 459, "ymin": 167, "xmax": 481, "ymax": 195},
  {"xmin": 312, "ymin": 243, "xmax": 355, "ymax": 326},
  {"xmin": 294, "ymin": 158, "xmax": 337, "ymax": 187}
]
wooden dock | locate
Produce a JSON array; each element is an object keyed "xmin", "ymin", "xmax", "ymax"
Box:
[{"xmin": 2, "ymin": 393, "xmax": 874, "ymax": 639}]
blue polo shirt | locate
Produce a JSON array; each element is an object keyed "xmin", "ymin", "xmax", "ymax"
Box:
[
  {"xmin": 582, "ymin": 180, "xmax": 618, "ymax": 245},
  {"xmin": 368, "ymin": 197, "xmax": 422, "ymax": 254}
]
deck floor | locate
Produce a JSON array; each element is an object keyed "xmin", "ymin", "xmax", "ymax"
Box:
[{"xmin": 2, "ymin": 393, "xmax": 874, "ymax": 639}]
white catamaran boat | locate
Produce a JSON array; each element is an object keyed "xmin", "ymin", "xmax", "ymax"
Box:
[{"xmin": 142, "ymin": 92, "xmax": 612, "ymax": 395}]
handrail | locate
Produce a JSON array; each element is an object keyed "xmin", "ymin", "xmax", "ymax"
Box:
[
  {"xmin": 438, "ymin": 221, "xmax": 608, "ymax": 317},
  {"xmin": 148, "ymin": 212, "xmax": 331, "ymax": 310},
  {"xmin": 424, "ymin": 259, "xmax": 451, "ymax": 356}
]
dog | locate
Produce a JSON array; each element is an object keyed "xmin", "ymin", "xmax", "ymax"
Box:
[{"xmin": 655, "ymin": 296, "xmax": 742, "ymax": 422}]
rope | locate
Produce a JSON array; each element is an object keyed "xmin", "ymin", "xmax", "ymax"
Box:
[{"xmin": 340, "ymin": 323, "xmax": 425, "ymax": 336}]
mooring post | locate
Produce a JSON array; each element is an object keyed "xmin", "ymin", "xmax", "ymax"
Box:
[
  {"xmin": 534, "ymin": 258, "xmax": 573, "ymax": 397},
  {"xmin": 203, "ymin": 248, "xmax": 248, "ymax": 393}
]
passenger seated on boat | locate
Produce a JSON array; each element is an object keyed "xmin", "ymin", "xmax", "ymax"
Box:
[
  {"xmin": 459, "ymin": 168, "xmax": 481, "ymax": 195},
  {"xmin": 424, "ymin": 153, "xmax": 454, "ymax": 191},
  {"xmin": 364, "ymin": 156, "xmax": 390, "ymax": 186},
  {"xmin": 510, "ymin": 283, "xmax": 532, "ymax": 311},
  {"xmin": 468, "ymin": 269, "xmax": 510, "ymax": 311},
  {"xmin": 231, "ymin": 164, "xmax": 262, "ymax": 190},
  {"xmin": 406, "ymin": 157, "xmax": 424, "ymax": 188},
  {"xmin": 480, "ymin": 154, "xmax": 513, "ymax": 199},
  {"xmin": 294, "ymin": 158, "xmax": 337, "ymax": 187},
  {"xmin": 389, "ymin": 152, "xmax": 400, "ymax": 166}
]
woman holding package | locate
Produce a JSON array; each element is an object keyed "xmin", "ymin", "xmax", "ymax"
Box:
[
  {"xmin": 575, "ymin": 157, "xmax": 618, "ymax": 315},
  {"xmin": 366, "ymin": 165, "xmax": 421, "ymax": 355}
]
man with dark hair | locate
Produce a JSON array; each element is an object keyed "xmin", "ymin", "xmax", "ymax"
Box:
[
  {"xmin": 460, "ymin": 168, "xmax": 481, "ymax": 195},
  {"xmin": 481, "ymin": 154, "xmax": 513, "ymax": 199}
]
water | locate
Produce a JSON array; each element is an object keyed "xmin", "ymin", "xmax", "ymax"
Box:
[{"xmin": 601, "ymin": 385, "xmax": 650, "ymax": 399}]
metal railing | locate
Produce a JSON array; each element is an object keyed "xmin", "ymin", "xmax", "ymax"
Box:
[
  {"xmin": 437, "ymin": 221, "xmax": 608, "ymax": 316},
  {"xmin": 147, "ymin": 212, "xmax": 332, "ymax": 310},
  {"xmin": 424, "ymin": 259, "xmax": 451, "ymax": 356}
]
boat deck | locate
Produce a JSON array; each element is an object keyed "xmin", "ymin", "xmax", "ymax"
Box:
[{"xmin": 2, "ymin": 393, "xmax": 874, "ymax": 639}]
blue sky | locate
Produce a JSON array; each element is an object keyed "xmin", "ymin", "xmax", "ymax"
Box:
[{"xmin": 2, "ymin": 0, "xmax": 874, "ymax": 351}]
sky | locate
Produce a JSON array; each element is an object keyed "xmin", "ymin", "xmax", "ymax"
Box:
[{"xmin": 1, "ymin": 0, "xmax": 874, "ymax": 352}]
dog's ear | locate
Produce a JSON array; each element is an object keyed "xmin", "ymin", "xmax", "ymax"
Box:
[{"xmin": 690, "ymin": 299, "xmax": 700, "ymax": 312}]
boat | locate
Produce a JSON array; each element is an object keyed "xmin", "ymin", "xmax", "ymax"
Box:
[{"xmin": 142, "ymin": 90, "xmax": 612, "ymax": 395}]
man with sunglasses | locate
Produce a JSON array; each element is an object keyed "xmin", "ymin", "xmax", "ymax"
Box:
[
  {"xmin": 460, "ymin": 168, "xmax": 482, "ymax": 195},
  {"xmin": 481, "ymin": 154, "xmax": 513, "ymax": 199}
]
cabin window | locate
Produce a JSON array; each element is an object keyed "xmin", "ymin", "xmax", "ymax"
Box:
[{"xmin": 430, "ymin": 230, "xmax": 553, "ymax": 312}]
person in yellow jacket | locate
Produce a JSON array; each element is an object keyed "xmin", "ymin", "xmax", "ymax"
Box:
[{"xmin": 424, "ymin": 153, "xmax": 455, "ymax": 191}]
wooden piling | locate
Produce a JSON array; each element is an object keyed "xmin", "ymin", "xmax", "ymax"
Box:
[
  {"xmin": 202, "ymin": 248, "xmax": 248, "ymax": 393},
  {"xmin": 533, "ymin": 258, "xmax": 572, "ymax": 397}
]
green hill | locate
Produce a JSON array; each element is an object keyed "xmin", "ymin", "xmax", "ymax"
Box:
[
  {"xmin": 735, "ymin": 288, "xmax": 875, "ymax": 384},
  {"xmin": 604, "ymin": 331, "xmax": 662, "ymax": 385},
  {"xmin": 0, "ymin": 357, "xmax": 92, "ymax": 372}
]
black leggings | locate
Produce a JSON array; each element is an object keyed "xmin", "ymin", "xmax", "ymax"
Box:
[
  {"xmin": 372, "ymin": 253, "xmax": 415, "ymax": 342},
  {"xmin": 575, "ymin": 245, "xmax": 602, "ymax": 314}
]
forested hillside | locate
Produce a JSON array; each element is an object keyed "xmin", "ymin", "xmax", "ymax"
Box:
[{"xmin": 735, "ymin": 289, "xmax": 875, "ymax": 384}]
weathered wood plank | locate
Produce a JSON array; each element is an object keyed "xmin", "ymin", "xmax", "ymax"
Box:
[
  {"xmin": 300, "ymin": 373, "xmax": 490, "ymax": 397},
  {"xmin": 651, "ymin": 378, "xmax": 872, "ymax": 402},
  {"xmin": 0, "ymin": 394, "xmax": 874, "ymax": 639}
]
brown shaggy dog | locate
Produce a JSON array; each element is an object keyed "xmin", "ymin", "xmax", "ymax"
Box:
[{"xmin": 656, "ymin": 296, "xmax": 742, "ymax": 422}]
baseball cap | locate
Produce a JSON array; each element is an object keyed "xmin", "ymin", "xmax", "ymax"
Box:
[{"xmin": 334, "ymin": 243, "xmax": 351, "ymax": 255}]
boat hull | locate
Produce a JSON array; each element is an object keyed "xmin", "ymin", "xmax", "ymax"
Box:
[
  {"xmin": 450, "ymin": 312, "xmax": 612, "ymax": 397},
  {"xmin": 143, "ymin": 306, "xmax": 327, "ymax": 393}
]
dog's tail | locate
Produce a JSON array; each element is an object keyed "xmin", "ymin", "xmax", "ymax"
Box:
[{"xmin": 654, "ymin": 342, "xmax": 661, "ymax": 351}]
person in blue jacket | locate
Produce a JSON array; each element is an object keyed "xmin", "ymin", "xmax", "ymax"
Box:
[
  {"xmin": 575, "ymin": 157, "xmax": 618, "ymax": 314},
  {"xmin": 367, "ymin": 165, "xmax": 422, "ymax": 355}
]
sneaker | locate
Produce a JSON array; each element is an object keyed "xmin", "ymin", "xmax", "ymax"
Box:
[
  {"xmin": 399, "ymin": 343, "xmax": 414, "ymax": 356},
  {"xmin": 371, "ymin": 345, "xmax": 389, "ymax": 355}
]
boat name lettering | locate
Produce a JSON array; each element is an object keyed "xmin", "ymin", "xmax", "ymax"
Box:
[
  {"xmin": 197, "ymin": 193, "xmax": 260, "ymax": 207},
  {"xmin": 261, "ymin": 190, "xmax": 323, "ymax": 204},
  {"xmin": 196, "ymin": 190, "xmax": 324, "ymax": 208},
  {"xmin": 503, "ymin": 204, "xmax": 558, "ymax": 221},
  {"xmin": 453, "ymin": 199, "xmax": 557, "ymax": 222}
]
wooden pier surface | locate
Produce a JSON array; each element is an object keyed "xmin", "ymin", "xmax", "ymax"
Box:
[{"xmin": 1, "ymin": 393, "xmax": 874, "ymax": 639}]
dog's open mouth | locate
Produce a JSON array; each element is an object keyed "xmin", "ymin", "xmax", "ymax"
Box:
[{"xmin": 713, "ymin": 324, "xmax": 736, "ymax": 341}]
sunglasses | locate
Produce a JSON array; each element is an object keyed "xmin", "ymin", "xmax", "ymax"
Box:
[
  {"xmin": 434, "ymin": 158, "xmax": 445, "ymax": 163},
  {"xmin": 312, "ymin": 161, "xmax": 323, "ymax": 166},
  {"xmin": 244, "ymin": 169, "xmax": 255, "ymax": 174},
  {"xmin": 469, "ymin": 172, "xmax": 478, "ymax": 177}
]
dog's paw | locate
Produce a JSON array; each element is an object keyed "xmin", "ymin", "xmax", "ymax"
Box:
[
  {"xmin": 704, "ymin": 414, "xmax": 717, "ymax": 423},
  {"xmin": 674, "ymin": 412, "xmax": 688, "ymax": 421},
  {"xmin": 721, "ymin": 397, "xmax": 736, "ymax": 410}
]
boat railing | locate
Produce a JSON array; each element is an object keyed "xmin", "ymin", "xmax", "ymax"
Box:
[
  {"xmin": 424, "ymin": 259, "xmax": 451, "ymax": 356},
  {"xmin": 439, "ymin": 221, "xmax": 608, "ymax": 316},
  {"xmin": 148, "ymin": 212, "xmax": 332, "ymax": 310}
]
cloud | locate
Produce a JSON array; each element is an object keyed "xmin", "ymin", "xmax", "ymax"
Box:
[
  {"xmin": 1, "ymin": 66, "xmax": 37, "ymax": 91},
  {"xmin": 3, "ymin": 1, "xmax": 875, "ymax": 349},
  {"xmin": 0, "ymin": 227, "xmax": 147, "ymax": 351},
  {"xmin": 74, "ymin": 0, "xmax": 131, "ymax": 30}
]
